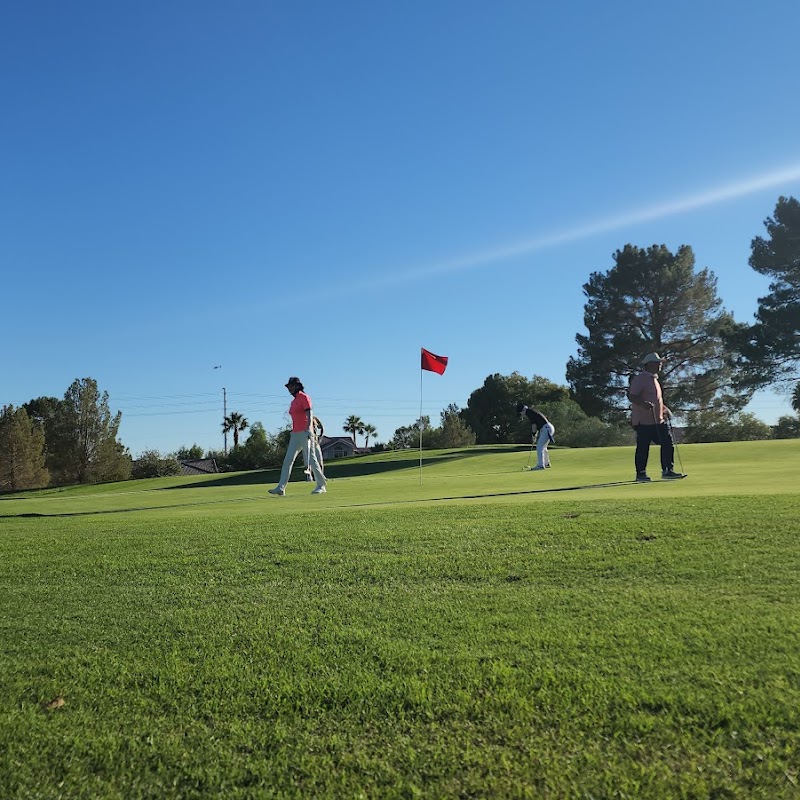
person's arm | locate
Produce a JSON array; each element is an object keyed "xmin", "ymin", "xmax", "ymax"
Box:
[{"xmin": 628, "ymin": 377, "xmax": 654, "ymax": 411}]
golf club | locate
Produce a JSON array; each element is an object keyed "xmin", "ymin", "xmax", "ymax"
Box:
[
  {"xmin": 653, "ymin": 408, "xmax": 687, "ymax": 479},
  {"xmin": 522, "ymin": 435, "xmax": 534, "ymax": 470},
  {"xmin": 515, "ymin": 400, "xmax": 535, "ymax": 470}
]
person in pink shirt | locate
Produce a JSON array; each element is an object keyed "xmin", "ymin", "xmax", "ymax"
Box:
[
  {"xmin": 628, "ymin": 353, "xmax": 684, "ymax": 482},
  {"xmin": 269, "ymin": 377, "xmax": 327, "ymax": 496}
]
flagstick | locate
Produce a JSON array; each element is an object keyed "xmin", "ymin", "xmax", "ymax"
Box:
[{"xmin": 419, "ymin": 366, "xmax": 424, "ymax": 485}]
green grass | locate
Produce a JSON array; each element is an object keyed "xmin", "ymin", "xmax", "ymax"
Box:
[{"xmin": 1, "ymin": 441, "xmax": 799, "ymax": 798}]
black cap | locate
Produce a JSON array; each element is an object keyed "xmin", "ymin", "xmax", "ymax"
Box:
[{"xmin": 285, "ymin": 376, "xmax": 302, "ymax": 388}]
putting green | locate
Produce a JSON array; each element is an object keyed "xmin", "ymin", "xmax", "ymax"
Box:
[{"xmin": 1, "ymin": 439, "xmax": 797, "ymax": 519}]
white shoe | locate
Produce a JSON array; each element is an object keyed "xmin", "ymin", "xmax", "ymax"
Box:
[
  {"xmin": 268, "ymin": 487, "xmax": 285, "ymax": 496},
  {"xmin": 311, "ymin": 486, "xmax": 326, "ymax": 494}
]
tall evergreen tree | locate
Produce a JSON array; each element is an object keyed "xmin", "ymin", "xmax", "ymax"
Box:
[
  {"xmin": 0, "ymin": 405, "xmax": 49, "ymax": 491},
  {"xmin": 566, "ymin": 244, "xmax": 747, "ymax": 420},
  {"xmin": 732, "ymin": 196, "xmax": 800, "ymax": 389},
  {"xmin": 59, "ymin": 378, "xmax": 131, "ymax": 484},
  {"xmin": 23, "ymin": 396, "xmax": 70, "ymax": 482}
]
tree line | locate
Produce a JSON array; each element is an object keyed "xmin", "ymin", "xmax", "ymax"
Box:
[
  {"xmin": 2, "ymin": 197, "xmax": 798, "ymax": 490},
  {"xmin": 1, "ymin": 378, "xmax": 130, "ymax": 491}
]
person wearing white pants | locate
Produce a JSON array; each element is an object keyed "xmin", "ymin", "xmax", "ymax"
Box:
[
  {"xmin": 269, "ymin": 377, "xmax": 327, "ymax": 496},
  {"xmin": 534, "ymin": 421, "xmax": 556, "ymax": 469},
  {"xmin": 516, "ymin": 403, "xmax": 555, "ymax": 470}
]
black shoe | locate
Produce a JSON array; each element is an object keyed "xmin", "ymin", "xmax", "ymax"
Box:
[
  {"xmin": 636, "ymin": 473, "xmax": 652, "ymax": 483},
  {"xmin": 662, "ymin": 470, "xmax": 684, "ymax": 480}
]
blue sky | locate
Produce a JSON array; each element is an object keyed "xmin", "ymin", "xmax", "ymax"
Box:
[{"xmin": 3, "ymin": 1, "xmax": 799, "ymax": 457}]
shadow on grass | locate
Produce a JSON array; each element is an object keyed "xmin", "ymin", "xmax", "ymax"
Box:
[
  {"xmin": 3, "ymin": 495, "xmax": 271, "ymax": 518},
  {"xmin": 159, "ymin": 451, "xmax": 474, "ymax": 490},
  {"xmin": 1, "ymin": 480, "xmax": 643, "ymax": 518},
  {"xmin": 0, "ymin": 447, "xmax": 528, "ymax": 502},
  {"xmin": 336, "ymin": 480, "xmax": 643, "ymax": 509}
]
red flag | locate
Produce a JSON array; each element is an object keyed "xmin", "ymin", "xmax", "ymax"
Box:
[{"xmin": 421, "ymin": 347, "xmax": 448, "ymax": 375}]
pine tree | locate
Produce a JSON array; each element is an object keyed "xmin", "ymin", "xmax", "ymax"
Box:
[
  {"xmin": 59, "ymin": 378, "xmax": 131, "ymax": 484},
  {"xmin": 733, "ymin": 196, "xmax": 800, "ymax": 389},
  {"xmin": 567, "ymin": 244, "xmax": 747, "ymax": 420},
  {"xmin": 0, "ymin": 405, "xmax": 49, "ymax": 491}
]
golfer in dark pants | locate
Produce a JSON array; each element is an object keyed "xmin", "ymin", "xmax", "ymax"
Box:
[{"xmin": 628, "ymin": 352, "xmax": 683, "ymax": 482}]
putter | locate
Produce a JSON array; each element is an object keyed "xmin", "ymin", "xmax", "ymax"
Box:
[
  {"xmin": 516, "ymin": 401, "xmax": 535, "ymax": 470},
  {"xmin": 522, "ymin": 437, "xmax": 534, "ymax": 470},
  {"xmin": 653, "ymin": 408, "xmax": 687, "ymax": 479}
]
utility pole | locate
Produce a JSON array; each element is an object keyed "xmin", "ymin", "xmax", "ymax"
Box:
[{"xmin": 222, "ymin": 387, "xmax": 228, "ymax": 455}]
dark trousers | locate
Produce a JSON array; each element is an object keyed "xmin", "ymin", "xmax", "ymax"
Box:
[{"xmin": 634, "ymin": 423, "xmax": 674, "ymax": 474}]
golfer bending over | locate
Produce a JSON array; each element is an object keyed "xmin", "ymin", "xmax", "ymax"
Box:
[
  {"xmin": 516, "ymin": 403, "xmax": 555, "ymax": 470},
  {"xmin": 628, "ymin": 353, "xmax": 683, "ymax": 482},
  {"xmin": 269, "ymin": 377, "xmax": 327, "ymax": 496}
]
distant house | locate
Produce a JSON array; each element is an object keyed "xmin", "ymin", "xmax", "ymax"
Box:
[
  {"xmin": 319, "ymin": 435, "xmax": 357, "ymax": 460},
  {"xmin": 179, "ymin": 458, "xmax": 218, "ymax": 476}
]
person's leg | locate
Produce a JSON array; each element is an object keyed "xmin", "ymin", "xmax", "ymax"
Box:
[
  {"xmin": 301, "ymin": 439, "xmax": 313, "ymax": 480},
  {"xmin": 544, "ymin": 423, "xmax": 555, "ymax": 467},
  {"xmin": 309, "ymin": 440, "xmax": 327, "ymax": 489},
  {"xmin": 313, "ymin": 441, "xmax": 325, "ymax": 482},
  {"xmin": 315, "ymin": 441, "xmax": 324, "ymax": 473},
  {"xmin": 277, "ymin": 433, "xmax": 304, "ymax": 489},
  {"xmin": 303, "ymin": 447, "xmax": 314, "ymax": 481},
  {"xmin": 658, "ymin": 422, "xmax": 675, "ymax": 473},
  {"xmin": 535, "ymin": 428, "xmax": 547, "ymax": 468},
  {"xmin": 635, "ymin": 425, "xmax": 656, "ymax": 475}
]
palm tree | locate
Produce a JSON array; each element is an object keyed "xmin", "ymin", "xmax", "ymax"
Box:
[
  {"xmin": 222, "ymin": 411, "xmax": 249, "ymax": 449},
  {"xmin": 792, "ymin": 381, "xmax": 800, "ymax": 414},
  {"xmin": 343, "ymin": 415, "xmax": 365, "ymax": 447},
  {"xmin": 362, "ymin": 423, "xmax": 377, "ymax": 449}
]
